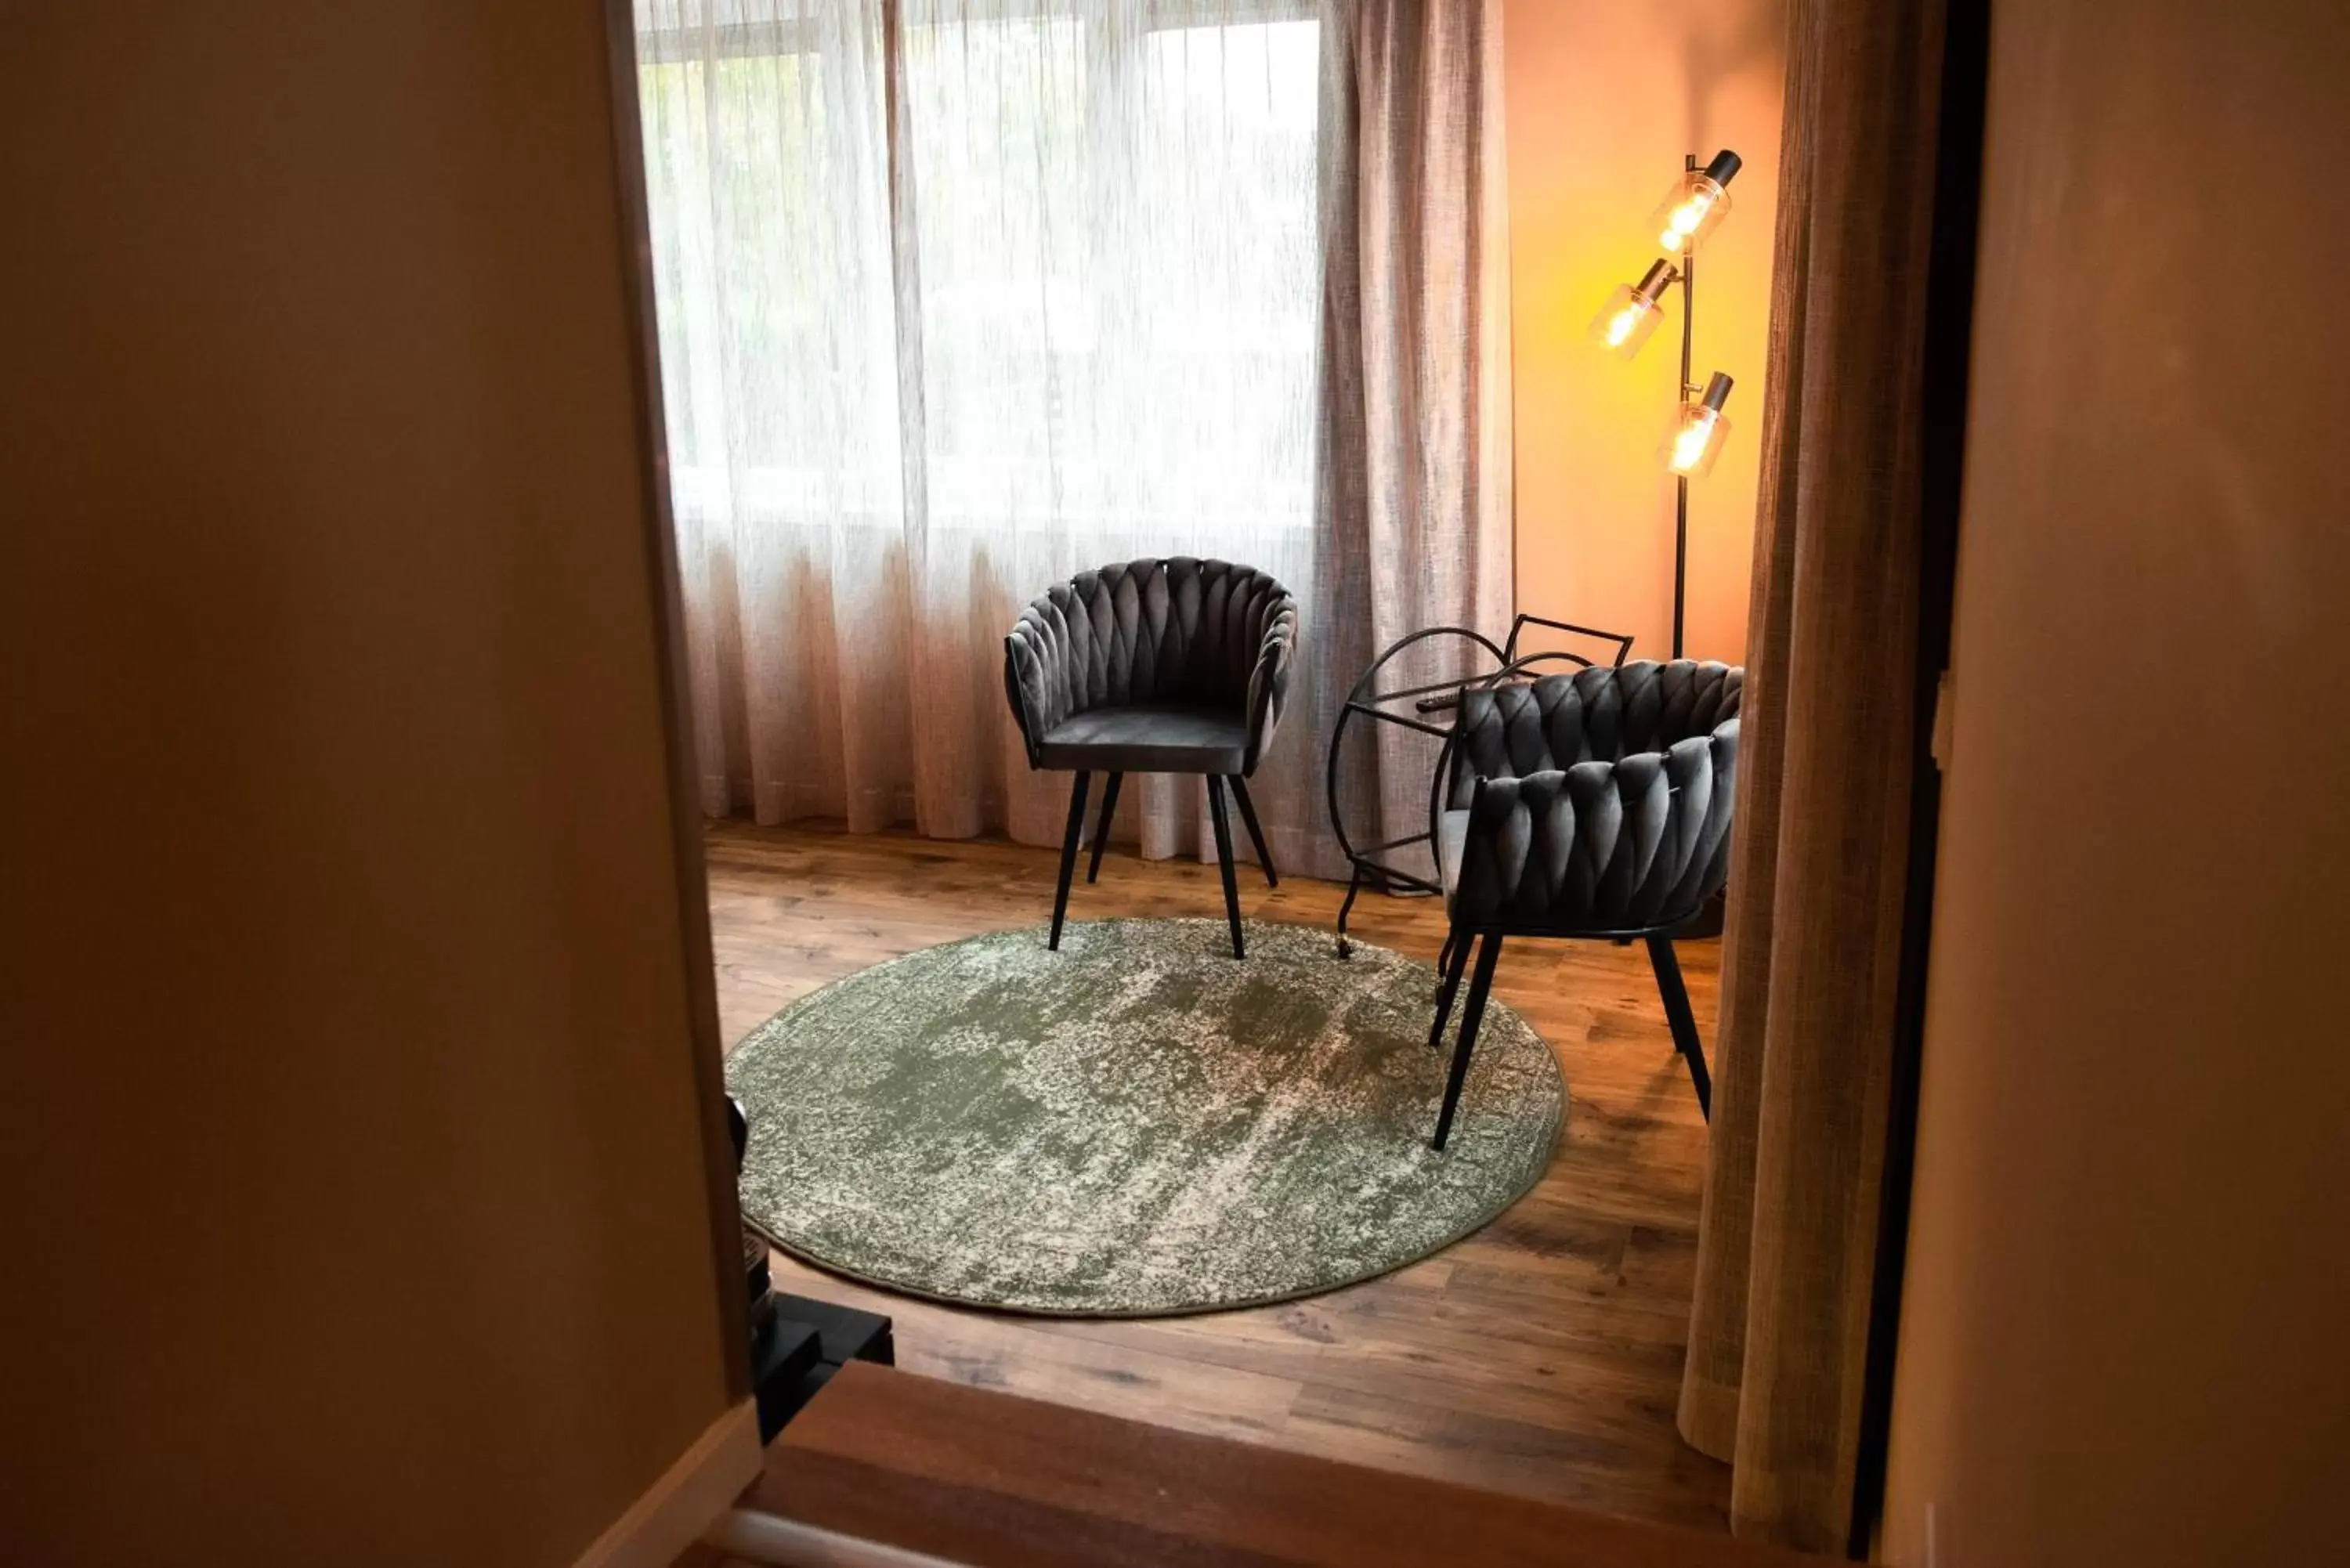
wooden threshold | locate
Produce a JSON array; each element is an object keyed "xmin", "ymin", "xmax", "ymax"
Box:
[{"xmin": 714, "ymin": 1360, "xmax": 1817, "ymax": 1568}]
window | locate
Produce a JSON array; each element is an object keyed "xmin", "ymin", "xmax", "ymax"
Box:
[{"xmin": 633, "ymin": 2, "xmax": 1322, "ymax": 547}]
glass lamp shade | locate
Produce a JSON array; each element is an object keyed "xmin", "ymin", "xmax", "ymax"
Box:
[
  {"xmin": 1661, "ymin": 373, "xmax": 1736, "ymax": 477},
  {"xmin": 1661, "ymin": 403, "xmax": 1730, "ymax": 475},
  {"xmin": 1652, "ymin": 173, "xmax": 1731, "ymax": 253},
  {"xmin": 1588, "ymin": 262, "xmax": 1677, "ymax": 359},
  {"xmin": 1651, "ymin": 151, "xmax": 1742, "ymax": 254},
  {"xmin": 1589, "ymin": 284, "xmax": 1666, "ymax": 357}
]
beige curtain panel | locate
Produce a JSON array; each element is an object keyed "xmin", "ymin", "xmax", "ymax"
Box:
[
  {"xmin": 1311, "ymin": 0, "xmax": 1516, "ymax": 883},
  {"xmin": 632, "ymin": 0, "xmax": 1510, "ymax": 880},
  {"xmin": 1676, "ymin": 0, "xmax": 1950, "ymax": 1550}
]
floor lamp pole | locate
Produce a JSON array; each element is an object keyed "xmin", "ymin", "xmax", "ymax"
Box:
[{"xmin": 1672, "ymin": 153, "xmax": 1696, "ymax": 663}]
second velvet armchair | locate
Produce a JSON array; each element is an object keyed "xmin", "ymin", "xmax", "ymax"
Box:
[
  {"xmin": 1003, "ymin": 558, "xmax": 1299, "ymax": 959},
  {"xmin": 1428, "ymin": 659, "xmax": 1743, "ymax": 1148}
]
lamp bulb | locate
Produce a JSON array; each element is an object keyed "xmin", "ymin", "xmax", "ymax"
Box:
[
  {"xmin": 1658, "ymin": 193, "xmax": 1715, "ymax": 251},
  {"xmin": 1670, "ymin": 417, "xmax": 1716, "ymax": 473}
]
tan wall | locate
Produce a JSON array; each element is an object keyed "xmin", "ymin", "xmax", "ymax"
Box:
[
  {"xmin": 0, "ymin": 5, "xmax": 734, "ymax": 1565},
  {"xmin": 1882, "ymin": 2, "xmax": 2350, "ymax": 1563},
  {"xmin": 1503, "ymin": 0, "xmax": 1784, "ymax": 665}
]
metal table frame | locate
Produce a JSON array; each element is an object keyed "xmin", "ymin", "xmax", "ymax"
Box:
[{"xmin": 1324, "ymin": 613, "xmax": 1633, "ymax": 958}]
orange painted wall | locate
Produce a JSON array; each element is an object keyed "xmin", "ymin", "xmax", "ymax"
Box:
[{"xmin": 1503, "ymin": 0, "xmax": 1784, "ymax": 666}]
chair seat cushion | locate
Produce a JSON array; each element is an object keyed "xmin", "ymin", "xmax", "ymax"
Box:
[{"xmin": 1037, "ymin": 703, "xmax": 1250, "ymax": 775}]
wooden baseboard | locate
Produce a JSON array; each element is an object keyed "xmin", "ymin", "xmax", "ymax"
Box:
[{"xmin": 574, "ymin": 1399, "xmax": 762, "ymax": 1568}]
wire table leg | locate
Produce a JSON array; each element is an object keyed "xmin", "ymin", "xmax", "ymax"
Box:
[{"xmin": 1334, "ymin": 865, "xmax": 1362, "ymax": 959}]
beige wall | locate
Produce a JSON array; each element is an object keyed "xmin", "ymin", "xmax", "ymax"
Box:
[
  {"xmin": 0, "ymin": 5, "xmax": 736, "ymax": 1565},
  {"xmin": 1882, "ymin": 2, "xmax": 2350, "ymax": 1563},
  {"xmin": 1503, "ymin": 0, "xmax": 1784, "ymax": 665}
]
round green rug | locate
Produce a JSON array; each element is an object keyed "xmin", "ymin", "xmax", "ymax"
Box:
[{"xmin": 726, "ymin": 917, "xmax": 1564, "ymax": 1316}]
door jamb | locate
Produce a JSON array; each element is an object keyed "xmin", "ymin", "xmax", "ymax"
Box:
[
  {"xmin": 596, "ymin": 0, "xmax": 751, "ymax": 1405},
  {"xmin": 1846, "ymin": 0, "xmax": 1993, "ymax": 1550}
]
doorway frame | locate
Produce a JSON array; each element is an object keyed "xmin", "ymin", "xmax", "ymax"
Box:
[
  {"xmin": 598, "ymin": 0, "xmax": 753, "ymax": 1407},
  {"xmin": 1846, "ymin": 0, "xmax": 1993, "ymax": 1551}
]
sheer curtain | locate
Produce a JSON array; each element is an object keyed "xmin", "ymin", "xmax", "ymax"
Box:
[{"xmin": 634, "ymin": 0, "xmax": 1506, "ymax": 872}]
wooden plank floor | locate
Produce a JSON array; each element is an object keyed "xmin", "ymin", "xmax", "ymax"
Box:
[{"xmin": 705, "ymin": 819, "xmax": 1729, "ymax": 1534}]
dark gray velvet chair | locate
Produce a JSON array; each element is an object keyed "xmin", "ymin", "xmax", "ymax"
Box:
[
  {"xmin": 1003, "ymin": 558, "xmax": 1300, "ymax": 959},
  {"xmin": 1426, "ymin": 659, "xmax": 1742, "ymax": 1149}
]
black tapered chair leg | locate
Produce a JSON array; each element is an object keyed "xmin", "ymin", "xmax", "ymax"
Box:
[
  {"xmin": 1086, "ymin": 771, "xmax": 1123, "ymax": 884},
  {"xmin": 1335, "ymin": 865, "xmax": 1362, "ymax": 959},
  {"xmin": 1226, "ymin": 775, "xmax": 1278, "ymax": 887},
  {"xmin": 1205, "ymin": 775, "xmax": 1246, "ymax": 959},
  {"xmin": 1426, "ymin": 927, "xmax": 1473, "ymax": 1052},
  {"xmin": 1048, "ymin": 771, "xmax": 1091, "ymax": 952},
  {"xmin": 1646, "ymin": 934, "xmax": 1712, "ymax": 1120},
  {"xmin": 1433, "ymin": 933, "xmax": 1502, "ymax": 1151}
]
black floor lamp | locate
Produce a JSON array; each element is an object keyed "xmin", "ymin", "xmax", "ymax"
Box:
[{"xmin": 1589, "ymin": 150, "xmax": 1744, "ymax": 660}]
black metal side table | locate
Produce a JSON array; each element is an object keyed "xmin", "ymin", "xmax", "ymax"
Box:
[{"xmin": 1323, "ymin": 614, "xmax": 1632, "ymax": 958}]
